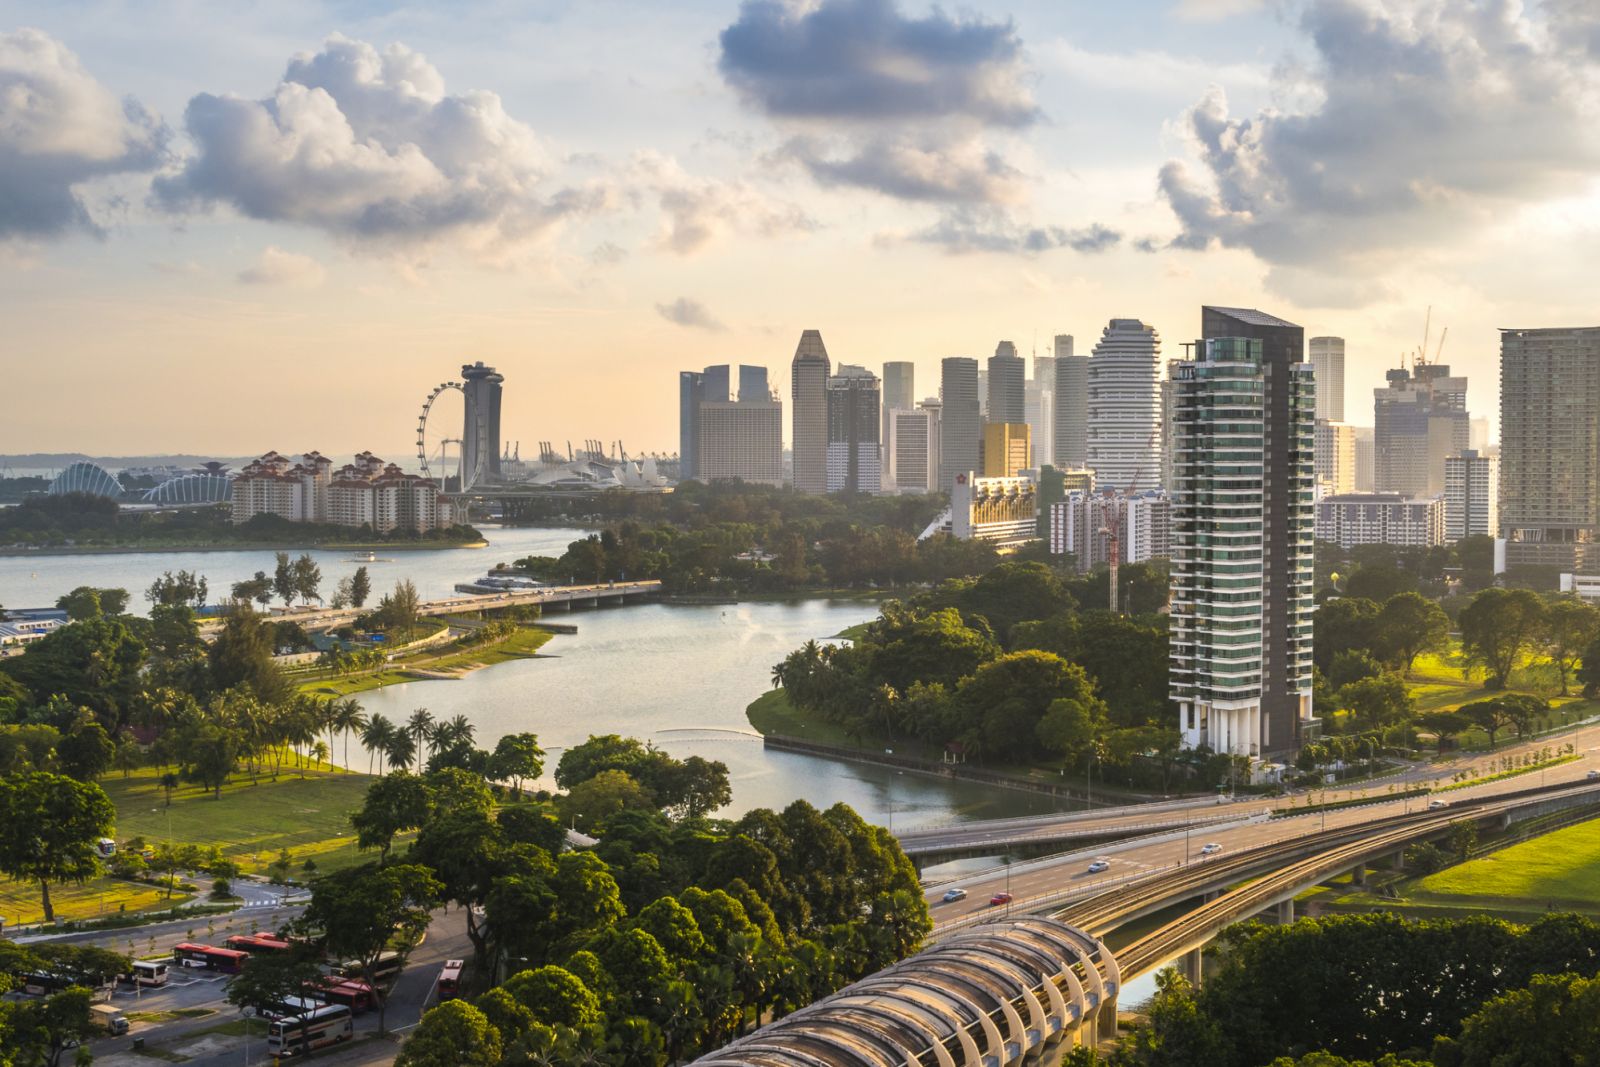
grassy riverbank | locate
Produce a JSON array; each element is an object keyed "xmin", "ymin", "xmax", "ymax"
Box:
[
  {"xmin": 1, "ymin": 538, "xmax": 489, "ymax": 557},
  {"xmin": 298, "ymin": 625, "xmax": 554, "ymax": 696}
]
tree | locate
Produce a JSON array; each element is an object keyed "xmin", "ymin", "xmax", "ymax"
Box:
[
  {"xmin": 350, "ymin": 565, "xmax": 372, "ymax": 608},
  {"xmin": 5, "ymin": 985, "xmax": 97, "ymax": 1067},
  {"xmin": 352, "ymin": 771, "xmax": 433, "ymax": 860},
  {"xmin": 1441, "ymin": 972, "xmax": 1600, "ymax": 1067},
  {"xmin": 299, "ymin": 862, "xmax": 440, "ymax": 1032},
  {"xmin": 660, "ymin": 755, "xmax": 732, "ymax": 820},
  {"xmin": 56, "ymin": 718, "xmax": 115, "ymax": 780},
  {"xmin": 146, "ymin": 570, "xmax": 208, "ymax": 608},
  {"xmin": 292, "ymin": 553, "xmax": 323, "ymax": 606},
  {"xmin": 1460, "ymin": 700, "xmax": 1516, "ymax": 750},
  {"xmin": 1035, "ymin": 696, "xmax": 1104, "ymax": 772},
  {"xmin": 489, "ymin": 732, "xmax": 545, "ymax": 796},
  {"xmin": 207, "ymin": 605, "xmax": 287, "ymax": 703},
  {"xmin": 396, "ymin": 1000, "xmax": 503, "ymax": 1067},
  {"xmin": 2, "ymin": 615, "xmax": 148, "ymax": 732},
  {"xmin": 1312, "ymin": 597, "xmax": 1382, "ymax": 673},
  {"xmin": 1375, "ymin": 592, "xmax": 1450, "ymax": 675},
  {"xmin": 0, "ymin": 771, "xmax": 116, "ymax": 923},
  {"xmin": 1336, "ymin": 673, "xmax": 1413, "ymax": 729},
  {"xmin": 225, "ymin": 947, "xmax": 326, "ymax": 1031},
  {"xmin": 560, "ymin": 769, "xmax": 654, "ymax": 831},
  {"xmin": 1542, "ymin": 596, "xmax": 1600, "ymax": 695},
  {"xmin": 273, "ymin": 552, "xmax": 296, "ymax": 608},
  {"xmin": 1459, "ymin": 588, "xmax": 1546, "ymax": 690},
  {"xmin": 952, "ymin": 651, "xmax": 1096, "ymax": 761},
  {"xmin": 501, "ymin": 966, "xmax": 604, "ymax": 1030},
  {"xmin": 1418, "ymin": 711, "xmax": 1467, "ymax": 755},
  {"xmin": 231, "ymin": 572, "xmax": 274, "ymax": 607},
  {"xmin": 377, "ymin": 579, "xmax": 422, "ymax": 634}
]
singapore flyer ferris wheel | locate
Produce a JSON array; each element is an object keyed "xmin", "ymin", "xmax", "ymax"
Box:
[{"xmin": 417, "ymin": 380, "xmax": 466, "ymax": 488}]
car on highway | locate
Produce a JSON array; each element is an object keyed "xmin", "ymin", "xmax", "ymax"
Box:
[
  {"xmin": 989, "ymin": 892, "xmax": 1013, "ymax": 906},
  {"xmin": 1199, "ymin": 842, "xmax": 1223, "ymax": 856},
  {"xmin": 1428, "ymin": 799, "xmax": 1450, "ymax": 809},
  {"xmin": 1588, "ymin": 769, "xmax": 1599, "ymax": 781},
  {"xmin": 941, "ymin": 888, "xmax": 967, "ymax": 902},
  {"xmin": 1086, "ymin": 858, "xmax": 1111, "ymax": 874}
]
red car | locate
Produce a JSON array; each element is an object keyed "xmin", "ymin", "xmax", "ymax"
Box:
[{"xmin": 990, "ymin": 892, "xmax": 1013, "ymax": 906}]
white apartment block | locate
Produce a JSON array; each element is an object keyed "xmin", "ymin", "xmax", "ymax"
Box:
[
  {"xmin": 1048, "ymin": 490, "xmax": 1170, "ymax": 572},
  {"xmin": 1444, "ymin": 449, "xmax": 1497, "ymax": 541},
  {"xmin": 697, "ymin": 400, "xmax": 784, "ymax": 487},
  {"xmin": 885, "ymin": 407, "xmax": 937, "ymax": 493},
  {"xmin": 238, "ymin": 450, "xmax": 455, "ymax": 533},
  {"xmin": 1315, "ymin": 420, "xmax": 1356, "ymax": 496},
  {"xmin": 1316, "ymin": 493, "xmax": 1445, "ymax": 549},
  {"xmin": 1087, "ymin": 318, "xmax": 1163, "ymax": 491}
]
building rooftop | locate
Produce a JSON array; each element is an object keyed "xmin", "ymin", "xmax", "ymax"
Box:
[{"xmin": 1204, "ymin": 306, "xmax": 1301, "ymax": 328}]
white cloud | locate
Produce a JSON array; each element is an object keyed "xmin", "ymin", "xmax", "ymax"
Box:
[
  {"xmin": 630, "ymin": 151, "xmax": 815, "ymax": 255},
  {"xmin": 237, "ymin": 245, "xmax": 326, "ymax": 286},
  {"xmin": 655, "ymin": 297, "xmax": 725, "ymax": 331},
  {"xmin": 1172, "ymin": 0, "xmax": 1268, "ymax": 22},
  {"xmin": 0, "ymin": 29, "xmax": 167, "ymax": 239},
  {"xmin": 153, "ymin": 35, "xmax": 613, "ymax": 257}
]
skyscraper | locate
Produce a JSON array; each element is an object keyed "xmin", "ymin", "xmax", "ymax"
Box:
[
  {"xmin": 886, "ymin": 405, "xmax": 937, "ymax": 493},
  {"xmin": 1499, "ymin": 327, "xmax": 1600, "ymax": 570},
  {"xmin": 460, "ymin": 361, "xmax": 504, "ymax": 488},
  {"xmin": 1373, "ymin": 363, "xmax": 1469, "ymax": 497},
  {"xmin": 982, "ymin": 422, "xmax": 1031, "ymax": 478},
  {"xmin": 988, "ymin": 342, "xmax": 1026, "ymax": 424},
  {"xmin": 1315, "ymin": 420, "xmax": 1357, "ymax": 495},
  {"xmin": 1445, "ymin": 449, "xmax": 1498, "ymax": 541},
  {"xmin": 881, "ymin": 361, "xmax": 915, "ymax": 487},
  {"xmin": 791, "ymin": 330, "xmax": 831, "ymax": 493},
  {"xmin": 1309, "ymin": 337, "xmax": 1345, "ymax": 422},
  {"xmin": 1086, "ymin": 319, "xmax": 1162, "ymax": 491},
  {"xmin": 1053, "ymin": 334, "xmax": 1088, "ymax": 468},
  {"xmin": 737, "ymin": 365, "xmax": 769, "ymax": 402},
  {"xmin": 1171, "ymin": 308, "xmax": 1315, "ymax": 760},
  {"xmin": 939, "ymin": 357, "xmax": 981, "ymax": 491},
  {"xmin": 682, "ymin": 364, "xmax": 772, "ymax": 482},
  {"xmin": 679, "ymin": 370, "xmax": 705, "ymax": 480},
  {"xmin": 1027, "ymin": 352, "xmax": 1055, "ymax": 470},
  {"xmin": 826, "ymin": 365, "xmax": 881, "ymax": 493},
  {"xmin": 1353, "ymin": 426, "xmax": 1375, "ymax": 491},
  {"xmin": 697, "ymin": 398, "xmax": 784, "ymax": 487}
]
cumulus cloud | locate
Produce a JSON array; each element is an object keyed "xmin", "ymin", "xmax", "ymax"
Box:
[
  {"xmin": 900, "ymin": 207, "xmax": 1122, "ymax": 254},
  {"xmin": 717, "ymin": 0, "xmax": 1036, "ymax": 206},
  {"xmin": 655, "ymin": 297, "xmax": 725, "ymax": 331},
  {"xmin": 237, "ymin": 245, "xmax": 326, "ymax": 286},
  {"xmin": 1158, "ymin": 0, "xmax": 1600, "ymax": 284},
  {"xmin": 0, "ymin": 29, "xmax": 167, "ymax": 239},
  {"xmin": 153, "ymin": 35, "xmax": 612, "ymax": 255},
  {"xmin": 631, "ymin": 151, "xmax": 815, "ymax": 255},
  {"xmin": 1172, "ymin": 0, "xmax": 1267, "ymax": 21}
]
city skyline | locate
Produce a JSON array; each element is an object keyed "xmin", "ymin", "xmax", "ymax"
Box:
[{"xmin": 5, "ymin": 0, "xmax": 1597, "ymax": 455}]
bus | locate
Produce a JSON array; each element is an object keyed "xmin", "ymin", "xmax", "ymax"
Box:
[
  {"xmin": 129, "ymin": 960, "xmax": 169, "ymax": 987},
  {"xmin": 339, "ymin": 951, "xmax": 402, "ymax": 985},
  {"xmin": 172, "ymin": 943, "xmax": 249, "ymax": 974},
  {"xmin": 224, "ymin": 934, "xmax": 294, "ymax": 955},
  {"xmin": 312, "ymin": 979, "xmax": 375, "ymax": 1014},
  {"xmin": 437, "ymin": 959, "xmax": 464, "ymax": 1001},
  {"xmin": 266, "ymin": 1004, "xmax": 353, "ymax": 1056}
]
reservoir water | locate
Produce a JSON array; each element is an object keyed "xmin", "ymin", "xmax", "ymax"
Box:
[{"xmin": 1, "ymin": 526, "xmax": 1068, "ymax": 828}]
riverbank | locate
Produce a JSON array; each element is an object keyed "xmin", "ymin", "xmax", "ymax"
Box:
[
  {"xmin": 0, "ymin": 537, "xmax": 490, "ymax": 557},
  {"xmin": 298, "ymin": 625, "xmax": 554, "ymax": 697}
]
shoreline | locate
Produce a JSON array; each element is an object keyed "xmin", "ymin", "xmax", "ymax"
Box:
[{"xmin": 0, "ymin": 538, "xmax": 491, "ymax": 558}]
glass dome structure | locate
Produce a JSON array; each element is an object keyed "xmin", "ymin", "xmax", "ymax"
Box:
[
  {"xmin": 143, "ymin": 473, "xmax": 233, "ymax": 506},
  {"xmin": 46, "ymin": 461, "xmax": 122, "ymax": 498}
]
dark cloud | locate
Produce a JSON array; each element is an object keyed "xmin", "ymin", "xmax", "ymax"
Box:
[
  {"xmin": 1159, "ymin": 0, "xmax": 1600, "ymax": 278},
  {"xmin": 655, "ymin": 297, "xmax": 726, "ymax": 331},
  {"xmin": 0, "ymin": 30, "xmax": 167, "ymax": 240},
  {"xmin": 718, "ymin": 0, "xmax": 1036, "ymax": 125},
  {"xmin": 781, "ymin": 133, "xmax": 1024, "ymax": 204},
  {"xmin": 153, "ymin": 35, "xmax": 611, "ymax": 253},
  {"xmin": 904, "ymin": 208, "xmax": 1122, "ymax": 254}
]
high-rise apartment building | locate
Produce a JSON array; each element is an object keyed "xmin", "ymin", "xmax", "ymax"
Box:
[
  {"xmin": 1445, "ymin": 449, "xmax": 1497, "ymax": 541},
  {"xmin": 1309, "ymin": 337, "xmax": 1345, "ymax": 422},
  {"xmin": 1170, "ymin": 309, "xmax": 1315, "ymax": 760},
  {"xmin": 1049, "ymin": 489, "xmax": 1171, "ymax": 572},
  {"xmin": 939, "ymin": 357, "xmax": 981, "ymax": 491},
  {"xmin": 697, "ymin": 399, "xmax": 784, "ymax": 487},
  {"xmin": 1353, "ymin": 427, "xmax": 1375, "ymax": 491},
  {"xmin": 1470, "ymin": 416, "xmax": 1490, "ymax": 453},
  {"xmin": 1499, "ymin": 327, "xmax": 1600, "ymax": 570},
  {"xmin": 460, "ymin": 362, "xmax": 504, "ymax": 488},
  {"xmin": 988, "ymin": 342, "xmax": 1026, "ymax": 424},
  {"xmin": 881, "ymin": 361, "xmax": 915, "ymax": 487},
  {"xmin": 1053, "ymin": 334, "xmax": 1088, "ymax": 469},
  {"xmin": 1027, "ymin": 353, "xmax": 1055, "ymax": 470},
  {"xmin": 1087, "ymin": 319, "xmax": 1163, "ymax": 491},
  {"xmin": 982, "ymin": 422, "xmax": 1032, "ymax": 478},
  {"xmin": 791, "ymin": 330, "xmax": 831, "ymax": 493},
  {"xmin": 886, "ymin": 404, "xmax": 938, "ymax": 493},
  {"xmin": 1315, "ymin": 420, "xmax": 1356, "ymax": 495},
  {"xmin": 1317, "ymin": 493, "xmax": 1444, "ymax": 549},
  {"xmin": 826, "ymin": 365, "xmax": 881, "ymax": 493},
  {"xmin": 1373, "ymin": 363, "xmax": 1469, "ymax": 497}
]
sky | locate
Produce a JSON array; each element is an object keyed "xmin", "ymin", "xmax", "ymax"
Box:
[{"xmin": 2, "ymin": 0, "xmax": 1598, "ymax": 460}]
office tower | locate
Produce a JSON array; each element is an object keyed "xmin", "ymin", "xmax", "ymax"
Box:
[
  {"xmin": 1373, "ymin": 363, "xmax": 1469, "ymax": 497},
  {"xmin": 1053, "ymin": 335, "xmax": 1088, "ymax": 468},
  {"xmin": 983, "ymin": 422, "xmax": 1032, "ymax": 478},
  {"xmin": 988, "ymin": 342, "xmax": 1026, "ymax": 424},
  {"xmin": 1469, "ymin": 415, "xmax": 1490, "ymax": 453},
  {"xmin": 881, "ymin": 361, "xmax": 915, "ymax": 486},
  {"xmin": 697, "ymin": 397, "xmax": 784, "ymax": 487},
  {"xmin": 679, "ymin": 371, "xmax": 705, "ymax": 480},
  {"xmin": 790, "ymin": 330, "xmax": 831, "ymax": 493},
  {"xmin": 977, "ymin": 368, "xmax": 988, "ymax": 419},
  {"xmin": 886, "ymin": 406, "xmax": 937, "ymax": 492},
  {"xmin": 1353, "ymin": 426, "xmax": 1375, "ymax": 491},
  {"xmin": 1171, "ymin": 308, "xmax": 1315, "ymax": 759},
  {"xmin": 939, "ymin": 357, "xmax": 981, "ymax": 490},
  {"xmin": 1499, "ymin": 327, "xmax": 1600, "ymax": 570},
  {"xmin": 1315, "ymin": 420, "xmax": 1356, "ymax": 495},
  {"xmin": 826, "ymin": 365, "xmax": 881, "ymax": 493},
  {"xmin": 1309, "ymin": 337, "xmax": 1345, "ymax": 422},
  {"xmin": 460, "ymin": 361, "xmax": 504, "ymax": 487},
  {"xmin": 919, "ymin": 398, "xmax": 942, "ymax": 492},
  {"xmin": 1086, "ymin": 319, "xmax": 1163, "ymax": 491},
  {"xmin": 1027, "ymin": 353, "xmax": 1056, "ymax": 471},
  {"xmin": 1445, "ymin": 449, "xmax": 1498, "ymax": 541},
  {"xmin": 703, "ymin": 365, "xmax": 731, "ymax": 405},
  {"xmin": 737, "ymin": 365, "xmax": 769, "ymax": 402}
]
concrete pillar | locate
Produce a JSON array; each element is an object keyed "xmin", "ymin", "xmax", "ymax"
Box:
[
  {"xmin": 1179, "ymin": 948, "xmax": 1204, "ymax": 987},
  {"xmin": 1275, "ymin": 899, "xmax": 1295, "ymax": 924},
  {"xmin": 1097, "ymin": 997, "xmax": 1119, "ymax": 1040},
  {"xmin": 1390, "ymin": 849, "xmax": 1406, "ymax": 872},
  {"xmin": 1351, "ymin": 863, "xmax": 1366, "ymax": 887}
]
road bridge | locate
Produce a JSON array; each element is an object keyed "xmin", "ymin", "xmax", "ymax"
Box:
[{"xmin": 197, "ymin": 580, "xmax": 662, "ymax": 637}]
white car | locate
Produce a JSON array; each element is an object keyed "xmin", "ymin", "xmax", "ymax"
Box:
[
  {"xmin": 1086, "ymin": 859, "xmax": 1110, "ymax": 874},
  {"xmin": 1199, "ymin": 842, "xmax": 1223, "ymax": 856},
  {"xmin": 1428, "ymin": 799, "xmax": 1450, "ymax": 810},
  {"xmin": 1587, "ymin": 770, "xmax": 1599, "ymax": 781},
  {"xmin": 941, "ymin": 888, "xmax": 967, "ymax": 902}
]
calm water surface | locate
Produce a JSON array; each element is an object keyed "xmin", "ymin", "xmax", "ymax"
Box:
[{"xmin": 0, "ymin": 525, "xmax": 1068, "ymax": 827}]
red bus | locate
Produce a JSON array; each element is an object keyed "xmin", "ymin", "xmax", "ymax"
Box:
[
  {"xmin": 173, "ymin": 943, "xmax": 250, "ymax": 974},
  {"xmin": 312, "ymin": 979, "xmax": 375, "ymax": 1014},
  {"xmin": 437, "ymin": 959, "xmax": 464, "ymax": 1001},
  {"xmin": 224, "ymin": 934, "xmax": 294, "ymax": 955}
]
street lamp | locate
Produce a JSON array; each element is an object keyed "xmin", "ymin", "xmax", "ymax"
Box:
[{"xmin": 241, "ymin": 1006, "xmax": 255, "ymax": 1066}]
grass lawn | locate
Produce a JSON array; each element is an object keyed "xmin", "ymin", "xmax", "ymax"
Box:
[
  {"xmin": 1411, "ymin": 817, "xmax": 1600, "ymax": 911},
  {"xmin": 1405, "ymin": 641, "xmax": 1599, "ymax": 750},
  {"xmin": 299, "ymin": 626, "xmax": 552, "ymax": 697},
  {"xmin": 0, "ymin": 874, "xmax": 180, "ymax": 929}
]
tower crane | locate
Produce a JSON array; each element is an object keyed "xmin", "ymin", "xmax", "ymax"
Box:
[{"xmin": 1099, "ymin": 425, "xmax": 1165, "ymax": 614}]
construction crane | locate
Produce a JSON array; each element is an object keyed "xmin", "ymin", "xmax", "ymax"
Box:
[{"xmin": 1099, "ymin": 425, "xmax": 1165, "ymax": 614}]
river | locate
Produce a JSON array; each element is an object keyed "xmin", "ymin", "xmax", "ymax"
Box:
[{"xmin": 0, "ymin": 525, "xmax": 1068, "ymax": 829}]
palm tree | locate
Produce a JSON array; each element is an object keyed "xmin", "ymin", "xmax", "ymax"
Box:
[
  {"xmin": 362, "ymin": 715, "xmax": 395, "ymax": 775},
  {"xmin": 160, "ymin": 771, "xmax": 179, "ymax": 807},
  {"xmin": 444, "ymin": 714, "xmax": 474, "ymax": 748},
  {"xmin": 407, "ymin": 708, "xmax": 435, "ymax": 770},
  {"xmin": 386, "ymin": 731, "xmax": 417, "ymax": 773},
  {"xmin": 333, "ymin": 699, "xmax": 367, "ymax": 772}
]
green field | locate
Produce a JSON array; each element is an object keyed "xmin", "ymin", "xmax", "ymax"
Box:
[
  {"xmin": 1412, "ymin": 817, "xmax": 1600, "ymax": 911},
  {"xmin": 1405, "ymin": 643, "xmax": 1599, "ymax": 749}
]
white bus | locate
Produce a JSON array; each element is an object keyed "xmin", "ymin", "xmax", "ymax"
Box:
[
  {"xmin": 130, "ymin": 960, "xmax": 169, "ymax": 987},
  {"xmin": 266, "ymin": 1004, "xmax": 353, "ymax": 1056}
]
